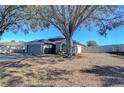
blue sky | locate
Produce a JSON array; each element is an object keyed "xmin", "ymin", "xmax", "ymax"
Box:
[{"xmin": 0, "ymin": 25, "xmax": 124, "ymax": 45}]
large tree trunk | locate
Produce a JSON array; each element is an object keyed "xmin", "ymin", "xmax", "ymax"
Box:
[{"xmin": 65, "ymin": 37, "xmax": 73, "ymax": 57}]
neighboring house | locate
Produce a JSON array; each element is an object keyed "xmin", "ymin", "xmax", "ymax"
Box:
[
  {"xmin": 25, "ymin": 37, "xmax": 84, "ymax": 55},
  {"xmin": 0, "ymin": 42, "xmax": 25, "ymax": 53}
]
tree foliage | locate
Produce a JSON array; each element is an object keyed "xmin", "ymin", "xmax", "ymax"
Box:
[
  {"xmin": 11, "ymin": 40, "xmax": 16, "ymax": 42},
  {"xmin": 87, "ymin": 40, "xmax": 98, "ymax": 47},
  {"xmin": 25, "ymin": 6, "xmax": 124, "ymax": 36},
  {"xmin": 0, "ymin": 5, "xmax": 27, "ymax": 37},
  {"xmin": 24, "ymin": 5, "xmax": 124, "ymax": 57}
]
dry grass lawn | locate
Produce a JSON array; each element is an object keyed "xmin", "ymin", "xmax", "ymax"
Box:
[{"xmin": 0, "ymin": 53, "xmax": 124, "ymax": 87}]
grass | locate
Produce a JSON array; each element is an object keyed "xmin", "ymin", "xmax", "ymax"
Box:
[{"xmin": 0, "ymin": 53, "xmax": 124, "ymax": 87}]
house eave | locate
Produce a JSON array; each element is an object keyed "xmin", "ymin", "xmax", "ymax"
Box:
[{"xmin": 25, "ymin": 42, "xmax": 54, "ymax": 45}]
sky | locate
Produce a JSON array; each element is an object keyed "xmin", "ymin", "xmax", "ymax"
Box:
[{"xmin": 0, "ymin": 25, "xmax": 124, "ymax": 46}]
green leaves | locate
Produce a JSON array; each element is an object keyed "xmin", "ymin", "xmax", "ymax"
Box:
[
  {"xmin": 0, "ymin": 5, "xmax": 124, "ymax": 38},
  {"xmin": 0, "ymin": 6, "xmax": 27, "ymax": 36},
  {"xmin": 87, "ymin": 41, "xmax": 98, "ymax": 47}
]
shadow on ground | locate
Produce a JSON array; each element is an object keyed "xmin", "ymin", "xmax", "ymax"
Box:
[
  {"xmin": 0, "ymin": 59, "xmax": 31, "ymax": 68},
  {"xmin": 110, "ymin": 53, "xmax": 124, "ymax": 60},
  {"xmin": 0, "ymin": 57, "xmax": 72, "ymax": 87},
  {"xmin": 23, "ymin": 67, "xmax": 73, "ymax": 87},
  {"xmin": 80, "ymin": 66, "xmax": 124, "ymax": 86}
]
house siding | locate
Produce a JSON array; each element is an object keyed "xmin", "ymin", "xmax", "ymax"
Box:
[
  {"xmin": 55, "ymin": 42, "xmax": 62, "ymax": 53},
  {"xmin": 55, "ymin": 41, "xmax": 83, "ymax": 54},
  {"xmin": 25, "ymin": 39, "xmax": 84, "ymax": 55},
  {"xmin": 76, "ymin": 45, "xmax": 82, "ymax": 54}
]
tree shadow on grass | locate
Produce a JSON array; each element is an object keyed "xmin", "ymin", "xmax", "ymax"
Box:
[
  {"xmin": 26, "ymin": 57, "xmax": 65, "ymax": 65},
  {"xmin": 0, "ymin": 58, "xmax": 32, "ymax": 87},
  {"xmin": 0, "ymin": 55, "xmax": 72, "ymax": 87},
  {"xmin": 0, "ymin": 58, "xmax": 31, "ymax": 68},
  {"xmin": 1, "ymin": 65, "xmax": 73, "ymax": 87},
  {"xmin": 44, "ymin": 68, "xmax": 72, "ymax": 80},
  {"xmin": 80, "ymin": 66, "xmax": 124, "ymax": 86},
  {"xmin": 0, "ymin": 72, "xmax": 12, "ymax": 79},
  {"xmin": 23, "ymin": 67, "xmax": 73, "ymax": 87},
  {"xmin": 0, "ymin": 58, "xmax": 30, "ymax": 80},
  {"xmin": 34, "ymin": 59, "xmax": 58, "ymax": 65},
  {"xmin": 25, "ymin": 67, "xmax": 72, "ymax": 81},
  {"xmin": 110, "ymin": 53, "xmax": 124, "ymax": 60},
  {"xmin": 3, "ymin": 76, "xmax": 24, "ymax": 87}
]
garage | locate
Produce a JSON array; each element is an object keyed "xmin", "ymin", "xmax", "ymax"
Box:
[
  {"xmin": 25, "ymin": 40, "xmax": 55, "ymax": 55},
  {"xmin": 43, "ymin": 44, "xmax": 56, "ymax": 54},
  {"xmin": 27, "ymin": 44, "xmax": 43, "ymax": 55}
]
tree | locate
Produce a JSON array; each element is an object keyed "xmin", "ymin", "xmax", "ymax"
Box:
[
  {"xmin": 18, "ymin": 41, "xmax": 24, "ymax": 43},
  {"xmin": 0, "ymin": 5, "xmax": 28, "ymax": 38},
  {"xmin": 11, "ymin": 40, "xmax": 16, "ymax": 42},
  {"xmin": 23, "ymin": 6, "xmax": 124, "ymax": 57},
  {"xmin": 87, "ymin": 40, "xmax": 98, "ymax": 47}
]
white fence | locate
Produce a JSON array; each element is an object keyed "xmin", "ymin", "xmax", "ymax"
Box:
[{"xmin": 82, "ymin": 44, "xmax": 124, "ymax": 53}]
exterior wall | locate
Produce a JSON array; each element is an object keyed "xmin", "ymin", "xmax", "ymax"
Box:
[
  {"xmin": 25, "ymin": 44, "xmax": 27, "ymax": 53},
  {"xmin": 76, "ymin": 45, "xmax": 82, "ymax": 54},
  {"xmin": 26, "ymin": 44, "xmax": 42, "ymax": 55},
  {"xmin": 55, "ymin": 40, "xmax": 83, "ymax": 54},
  {"xmin": 55, "ymin": 42, "xmax": 62, "ymax": 53}
]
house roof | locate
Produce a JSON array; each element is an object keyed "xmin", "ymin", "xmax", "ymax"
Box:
[
  {"xmin": 48, "ymin": 37, "xmax": 65, "ymax": 42},
  {"xmin": 48, "ymin": 37, "xmax": 85, "ymax": 46},
  {"xmin": 0, "ymin": 42, "xmax": 24, "ymax": 47},
  {"xmin": 28, "ymin": 39, "xmax": 48, "ymax": 43},
  {"xmin": 26, "ymin": 37, "xmax": 85, "ymax": 46},
  {"xmin": 26, "ymin": 39, "xmax": 54, "ymax": 45}
]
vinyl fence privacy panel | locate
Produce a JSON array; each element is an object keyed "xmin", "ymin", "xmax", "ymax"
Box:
[
  {"xmin": 82, "ymin": 45, "xmax": 124, "ymax": 53},
  {"xmin": 82, "ymin": 46, "xmax": 102, "ymax": 53},
  {"xmin": 118, "ymin": 45, "xmax": 124, "ymax": 52}
]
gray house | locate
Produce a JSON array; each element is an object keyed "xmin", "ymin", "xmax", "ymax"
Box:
[
  {"xmin": 25, "ymin": 37, "xmax": 84, "ymax": 55},
  {"xmin": 25, "ymin": 40, "xmax": 55, "ymax": 55}
]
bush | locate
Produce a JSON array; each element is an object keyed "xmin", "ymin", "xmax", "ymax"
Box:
[
  {"xmin": 57, "ymin": 51, "xmax": 65, "ymax": 56},
  {"xmin": 112, "ymin": 47, "xmax": 117, "ymax": 53}
]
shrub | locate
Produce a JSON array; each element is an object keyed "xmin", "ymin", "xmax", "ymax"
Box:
[
  {"xmin": 112, "ymin": 47, "xmax": 117, "ymax": 53},
  {"xmin": 57, "ymin": 51, "xmax": 65, "ymax": 56}
]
